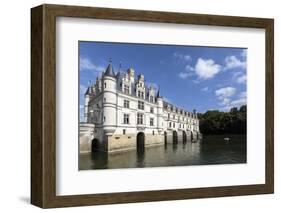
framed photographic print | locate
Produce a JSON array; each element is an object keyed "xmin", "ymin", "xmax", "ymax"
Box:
[{"xmin": 31, "ymin": 4, "xmax": 274, "ymax": 208}]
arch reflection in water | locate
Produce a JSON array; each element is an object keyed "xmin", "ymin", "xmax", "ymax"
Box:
[{"xmin": 79, "ymin": 135, "xmax": 246, "ymax": 170}]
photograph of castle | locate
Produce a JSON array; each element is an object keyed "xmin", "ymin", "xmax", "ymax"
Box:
[{"xmin": 79, "ymin": 42, "xmax": 247, "ymax": 170}]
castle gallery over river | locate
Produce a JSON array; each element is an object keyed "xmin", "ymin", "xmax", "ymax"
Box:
[{"xmin": 79, "ymin": 62, "xmax": 201, "ymax": 153}]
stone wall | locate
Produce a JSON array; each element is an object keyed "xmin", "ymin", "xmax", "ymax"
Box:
[
  {"xmin": 107, "ymin": 133, "xmax": 164, "ymax": 153},
  {"xmin": 107, "ymin": 133, "xmax": 136, "ymax": 152},
  {"xmin": 79, "ymin": 123, "xmax": 200, "ymax": 153},
  {"xmin": 79, "ymin": 123, "xmax": 95, "ymax": 153},
  {"xmin": 145, "ymin": 134, "xmax": 164, "ymax": 146}
]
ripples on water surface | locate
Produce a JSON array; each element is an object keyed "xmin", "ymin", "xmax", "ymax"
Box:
[{"xmin": 79, "ymin": 135, "xmax": 246, "ymax": 170}]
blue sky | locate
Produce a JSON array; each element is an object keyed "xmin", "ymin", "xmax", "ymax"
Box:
[{"xmin": 79, "ymin": 41, "xmax": 247, "ymax": 121}]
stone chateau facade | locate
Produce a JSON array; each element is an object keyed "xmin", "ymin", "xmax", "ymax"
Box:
[{"xmin": 79, "ymin": 62, "xmax": 201, "ymax": 153}]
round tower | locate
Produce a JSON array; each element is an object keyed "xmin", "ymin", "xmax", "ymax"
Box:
[
  {"xmin": 156, "ymin": 88, "xmax": 164, "ymax": 131},
  {"xmin": 84, "ymin": 83, "xmax": 91, "ymax": 123},
  {"xmin": 102, "ymin": 61, "xmax": 117, "ymax": 135}
]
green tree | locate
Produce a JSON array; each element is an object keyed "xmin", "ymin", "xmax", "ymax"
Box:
[{"xmin": 199, "ymin": 105, "xmax": 246, "ymax": 135}]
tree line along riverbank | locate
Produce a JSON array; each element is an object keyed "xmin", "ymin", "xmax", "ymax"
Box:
[{"xmin": 198, "ymin": 105, "xmax": 246, "ymax": 135}]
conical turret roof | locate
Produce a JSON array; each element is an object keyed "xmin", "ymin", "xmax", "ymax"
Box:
[
  {"xmin": 156, "ymin": 86, "xmax": 161, "ymax": 98},
  {"xmin": 104, "ymin": 60, "xmax": 115, "ymax": 77}
]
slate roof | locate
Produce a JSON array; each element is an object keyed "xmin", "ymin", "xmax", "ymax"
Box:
[{"xmin": 104, "ymin": 63, "xmax": 115, "ymax": 77}]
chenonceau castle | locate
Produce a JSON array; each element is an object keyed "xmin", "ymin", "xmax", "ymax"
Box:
[{"xmin": 79, "ymin": 61, "xmax": 201, "ymax": 153}]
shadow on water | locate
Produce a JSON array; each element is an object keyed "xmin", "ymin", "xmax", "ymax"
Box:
[
  {"xmin": 91, "ymin": 150, "xmax": 108, "ymax": 169},
  {"xmin": 172, "ymin": 143, "xmax": 178, "ymax": 152},
  {"xmin": 80, "ymin": 134, "xmax": 247, "ymax": 170},
  {"xmin": 136, "ymin": 148, "xmax": 145, "ymax": 167}
]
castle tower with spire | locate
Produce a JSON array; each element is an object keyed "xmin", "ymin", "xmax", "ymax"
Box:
[
  {"xmin": 156, "ymin": 87, "xmax": 164, "ymax": 132},
  {"xmin": 102, "ymin": 60, "xmax": 117, "ymax": 136}
]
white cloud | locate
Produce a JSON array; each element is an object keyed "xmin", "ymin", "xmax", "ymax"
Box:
[
  {"xmin": 224, "ymin": 55, "xmax": 246, "ymax": 70},
  {"xmin": 201, "ymin": 87, "xmax": 209, "ymax": 92},
  {"xmin": 215, "ymin": 87, "xmax": 236, "ymax": 107},
  {"xmin": 173, "ymin": 52, "xmax": 192, "ymax": 62},
  {"xmin": 221, "ymin": 97, "xmax": 247, "ymax": 111},
  {"xmin": 240, "ymin": 91, "xmax": 247, "ymax": 98},
  {"xmin": 178, "ymin": 72, "xmax": 189, "ymax": 79},
  {"xmin": 241, "ymin": 49, "xmax": 247, "ymax": 59},
  {"xmin": 215, "ymin": 87, "xmax": 236, "ymax": 100},
  {"xmin": 236, "ymin": 74, "xmax": 247, "ymax": 84},
  {"xmin": 80, "ymin": 57, "xmax": 105, "ymax": 72},
  {"xmin": 230, "ymin": 98, "xmax": 247, "ymax": 106},
  {"xmin": 219, "ymin": 98, "xmax": 231, "ymax": 106},
  {"xmin": 178, "ymin": 65, "xmax": 195, "ymax": 79},
  {"xmin": 195, "ymin": 58, "xmax": 222, "ymax": 80},
  {"xmin": 216, "ymin": 88, "xmax": 247, "ymax": 111},
  {"xmin": 185, "ymin": 64, "xmax": 194, "ymax": 72}
]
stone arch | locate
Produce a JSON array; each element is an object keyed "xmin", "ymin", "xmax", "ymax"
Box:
[
  {"xmin": 91, "ymin": 138, "xmax": 99, "ymax": 152},
  {"xmin": 137, "ymin": 132, "xmax": 145, "ymax": 152},
  {"xmin": 172, "ymin": 131, "xmax": 178, "ymax": 144}
]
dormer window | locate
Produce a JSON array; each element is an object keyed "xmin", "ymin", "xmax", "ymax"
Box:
[
  {"xmin": 149, "ymin": 96, "xmax": 154, "ymax": 102},
  {"xmin": 138, "ymin": 91, "xmax": 144, "ymax": 99},
  {"xmin": 124, "ymin": 85, "xmax": 130, "ymax": 94}
]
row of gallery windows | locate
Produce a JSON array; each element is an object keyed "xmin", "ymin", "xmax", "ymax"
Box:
[
  {"xmin": 167, "ymin": 113, "xmax": 198, "ymax": 124},
  {"xmin": 168, "ymin": 121, "xmax": 193, "ymax": 130},
  {"xmin": 123, "ymin": 99, "xmax": 154, "ymax": 113},
  {"xmin": 123, "ymin": 113, "xmax": 154, "ymax": 126}
]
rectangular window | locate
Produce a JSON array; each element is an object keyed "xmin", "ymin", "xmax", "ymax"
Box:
[
  {"xmin": 138, "ymin": 91, "xmax": 144, "ymax": 99},
  {"xmin": 150, "ymin": 107, "xmax": 154, "ymax": 113},
  {"xmin": 138, "ymin": 101, "xmax": 144, "ymax": 110},
  {"xmin": 123, "ymin": 114, "xmax": 129, "ymax": 124},
  {"xmin": 169, "ymin": 122, "xmax": 171, "ymax": 127},
  {"xmin": 124, "ymin": 85, "xmax": 129, "ymax": 94},
  {"xmin": 173, "ymin": 123, "xmax": 175, "ymax": 128},
  {"xmin": 124, "ymin": 100, "xmax": 130, "ymax": 108},
  {"xmin": 150, "ymin": 118, "xmax": 154, "ymax": 126},
  {"xmin": 123, "ymin": 129, "xmax": 126, "ymax": 135},
  {"xmin": 137, "ymin": 113, "xmax": 144, "ymax": 125}
]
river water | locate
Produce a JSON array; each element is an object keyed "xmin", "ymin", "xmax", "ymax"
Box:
[{"xmin": 79, "ymin": 135, "xmax": 246, "ymax": 170}]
